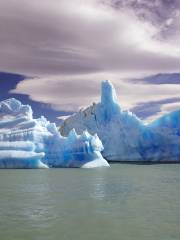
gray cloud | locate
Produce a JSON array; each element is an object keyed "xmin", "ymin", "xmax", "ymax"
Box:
[
  {"xmin": 1, "ymin": 0, "xmax": 180, "ymax": 76},
  {"xmin": 1, "ymin": 0, "xmax": 180, "ymax": 121},
  {"xmin": 131, "ymin": 97, "xmax": 180, "ymax": 121},
  {"xmin": 10, "ymin": 73, "xmax": 180, "ymax": 117},
  {"xmin": 104, "ymin": 0, "xmax": 180, "ymax": 26},
  {"xmin": 128, "ymin": 73, "xmax": 180, "ymax": 84}
]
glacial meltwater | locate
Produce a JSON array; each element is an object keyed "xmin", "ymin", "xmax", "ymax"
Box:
[{"xmin": 0, "ymin": 164, "xmax": 180, "ymax": 240}]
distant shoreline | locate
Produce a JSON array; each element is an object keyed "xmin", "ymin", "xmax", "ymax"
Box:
[{"xmin": 108, "ymin": 161, "xmax": 180, "ymax": 165}]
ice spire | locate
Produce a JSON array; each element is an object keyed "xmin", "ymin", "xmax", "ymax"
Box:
[
  {"xmin": 99, "ymin": 80, "xmax": 121, "ymax": 122},
  {"xmin": 101, "ymin": 80, "xmax": 118, "ymax": 105}
]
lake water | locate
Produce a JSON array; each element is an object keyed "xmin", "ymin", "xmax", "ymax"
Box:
[{"xmin": 0, "ymin": 164, "xmax": 180, "ymax": 240}]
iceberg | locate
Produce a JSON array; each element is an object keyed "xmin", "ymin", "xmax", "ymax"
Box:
[
  {"xmin": 60, "ymin": 80, "xmax": 180, "ymax": 162},
  {"xmin": 0, "ymin": 98, "xmax": 109, "ymax": 168}
]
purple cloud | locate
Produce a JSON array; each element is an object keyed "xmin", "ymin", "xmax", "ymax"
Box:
[
  {"xmin": 0, "ymin": 0, "xmax": 180, "ymax": 123},
  {"xmin": 131, "ymin": 97, "xmax": 180, "ymax": 121},
  {"xmin": 129, "ymin": 73, "xmax": 180, "ymax": 84}
]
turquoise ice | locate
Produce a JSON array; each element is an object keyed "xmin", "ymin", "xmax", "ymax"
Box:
[
  {"xmin": 0, "ymin": 98, "xmax": 109, "ymax": 168},
  {"xmin": 60, "ymin": 80, "xmax": 180, "ymax": 162}
]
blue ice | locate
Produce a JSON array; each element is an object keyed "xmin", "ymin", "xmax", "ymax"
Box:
[
  {"xmin": 0, "ymin": 98, "xmax": 109, "ymax": 168},
  {"xmin": 60, "ymin": 80, "xmax": 180, "ymax": 162}
]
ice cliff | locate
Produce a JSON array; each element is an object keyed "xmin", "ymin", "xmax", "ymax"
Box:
[
  {"xmin": 60, "ymin": 80, "xmax": 180, "ymax": 162},
  {"xmin": 0, "ymin": 98, "xmax": 109, "ymax": 168}
]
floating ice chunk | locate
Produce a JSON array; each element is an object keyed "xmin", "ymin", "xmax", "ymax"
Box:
[
  {"xmin": 60, "ymin": 80, "xmax": 180, "ymax": 162},
  {"xmin": 0, "ymin": 98, "xmax": 109, "ymax": 168},
  {"xmin": 0, "ymin": 150, "xmax": 47, "ymax": 169}
]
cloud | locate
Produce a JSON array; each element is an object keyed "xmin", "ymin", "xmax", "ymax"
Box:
[
  {"xmin": 57, "ymin": 115, "xmax": 73, "ymax": 121},
  {"xmin": 128, "ymin": 73, "xmax": 180, "ymax": 84},
  {"xmin": 10, "ymin": 73, "xmax": 180, "ymax": 115},
  {"xmin": 1, "ymin": 0, "xmax": 180, "ymax": 76},
  {"xmin": 1, "ymin": 0, "xmax": 180, "ymax": 121},
  {"xmin": 130, "ymin": 97, "xmax": 180, "ymax": 122},
  {"xmin": 144, "ymin": 101, "xmax": 180, "ymax": 123}
]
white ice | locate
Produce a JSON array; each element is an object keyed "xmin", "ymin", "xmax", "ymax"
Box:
[
  {"xmin": 60, "ymin": 80, "xmax": 180, "ymax": 162},
  {"xmin": 0, "ymin": 98, "xmax": 109, "ymax": 168}
]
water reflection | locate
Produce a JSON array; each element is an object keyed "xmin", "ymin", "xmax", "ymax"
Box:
[
  {"xmin": 88, "ymin": 168, "xmax": 137, "ymax": 204},
  {"xmin": 90, "ymin": 175, "xmax": 106, "ymax": 200},
  {"xmin": 1, "ymin": 165, "xmax": 180, "ymax": 240}
]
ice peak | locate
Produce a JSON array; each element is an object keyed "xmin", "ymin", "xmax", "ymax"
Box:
[
  {"xmin": 0, "ymin": 98, "xmax": 33, "ymax": 119},
  {"xmin": 0, "ymin": 98, "xmax": 21, "ymax": 112},
  {"xmin": 101, "ymin": 80, "xmax": 118, "ymax": 105},
  {"xmin": 68, "ymin": 128, "xmax": 78, "ymax": 140}
]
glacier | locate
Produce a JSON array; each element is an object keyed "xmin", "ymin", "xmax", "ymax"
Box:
[
  {"xmin": 60, "ymin": 80, "xmax": 180, "ymax": 162},
  {"xmin": 0, "ymin": 98, "xmax": 109, "ymax": 168}
]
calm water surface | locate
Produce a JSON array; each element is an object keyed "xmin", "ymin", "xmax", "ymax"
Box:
[{"xmin": 0, "ymin": 164, "xmax": 180, "ymax": 240}]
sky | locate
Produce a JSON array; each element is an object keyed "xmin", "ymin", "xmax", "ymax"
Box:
[{"xmin": 0, "ymin": 0, "xmax": 180, "ymax": 124}]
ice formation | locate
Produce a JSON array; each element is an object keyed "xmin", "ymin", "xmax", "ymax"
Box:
[
  {"xmin": 0, "ymin": 98, "xmax": 109, "ymax": 168},
  {"xmin": 60, "ymin": 80, "xmax": 180, "ymax": 162}
]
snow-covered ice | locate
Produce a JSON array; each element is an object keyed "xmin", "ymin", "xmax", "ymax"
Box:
[
  {"xmin": 0, "ymin": 98, "xmax": 109, "ymax": 168},
  {"xmin": 60, "ymin": 80, "xmax": 180, "ymax": 162}
]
